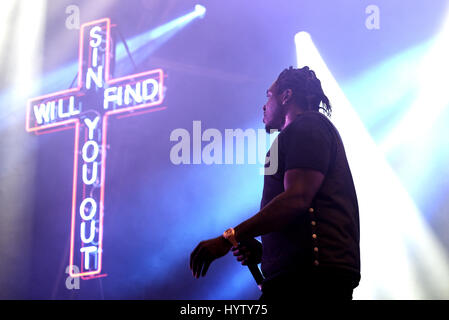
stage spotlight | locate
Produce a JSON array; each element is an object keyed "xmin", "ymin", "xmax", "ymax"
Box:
[
  {"xmin": 195, "ymin": 4, "xmax": 206, "ymax": 18},
  {"xmin": 114, "ymin": 4, "xmax": 206, "ymax": 74},
  {"xmin": 0, "ymin": 4, "xmax": 208, "ymax": 112},
  {"xmin": 295, "ymin": 31, "xmax": 449, "ymax": 299}
]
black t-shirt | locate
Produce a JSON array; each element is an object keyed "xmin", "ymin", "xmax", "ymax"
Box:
[{"xmin": 260, "ymin": 111, "xmax": 360, "ymax": 286}]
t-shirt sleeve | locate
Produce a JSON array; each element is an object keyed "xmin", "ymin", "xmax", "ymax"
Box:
[{"xmin": 282, "ymin": 116, "xmax": 333, "ymax": 175}]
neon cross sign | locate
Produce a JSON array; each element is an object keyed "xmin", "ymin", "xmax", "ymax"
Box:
[{"xmin": 26, "ymin": 18, "xmax": 165, "ymax": 278}]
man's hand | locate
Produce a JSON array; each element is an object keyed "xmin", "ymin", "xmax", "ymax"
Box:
[
  {"xmin": 190, "ymin": 236, "xmax": 232, "ymax": 278},
  {"xmin": 231, "ymin": 238, "xmax": 263, "ymax": 266}
]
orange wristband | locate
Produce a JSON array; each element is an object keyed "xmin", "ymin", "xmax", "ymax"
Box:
[{"xmin": 223, "ymin": 228, "xmax": 238, "ymax": 247}]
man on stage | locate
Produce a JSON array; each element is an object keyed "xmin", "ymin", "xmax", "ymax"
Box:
[{"xmin": 190, "ymin": 66, "xmax": 360, "ymax": 300}]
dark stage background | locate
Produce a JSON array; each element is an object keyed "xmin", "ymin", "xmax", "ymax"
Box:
[{"xmin": 1, "ymin": 0, "xmax": 449, "ymax": 299}]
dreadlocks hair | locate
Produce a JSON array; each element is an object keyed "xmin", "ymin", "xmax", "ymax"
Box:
[{"xmin": 274, "ymin": 66, "xmax": 332, "ymax": 117}]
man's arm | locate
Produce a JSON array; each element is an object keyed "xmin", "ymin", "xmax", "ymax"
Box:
[
  {"xmin": 190, "ymin": 167, "xmax": 324, "ymax": 278},
  {"xmin": 234, "ymin": 167, "xmax": 324, "ymax": 242}
]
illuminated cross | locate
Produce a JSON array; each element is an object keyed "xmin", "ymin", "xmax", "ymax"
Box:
[{"xmin": 26, "ymin": 18, "xmax": 165, "ymax": 278}]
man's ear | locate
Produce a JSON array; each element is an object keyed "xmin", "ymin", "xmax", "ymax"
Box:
[{"xmin": 281, "ymin": 89, "xmax": 293, "ymax": 105}]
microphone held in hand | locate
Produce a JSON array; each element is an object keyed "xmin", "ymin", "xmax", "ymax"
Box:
[
  {"xmin": 225, "ymin": 231, "xmax": 264, "ymax": 290},
  {"xmin": 247, "ymin": 262, "xmax": 264, "ymax": 290}
]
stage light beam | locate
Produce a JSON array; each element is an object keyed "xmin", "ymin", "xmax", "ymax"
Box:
[
  {"xmin": 379, "ymin": 11, "xmax": 449, "ymax": 155},
  {"xmin": 0, "ymin": 0, "xmax": 47, "ymax": 298},
  {"xmin": 295, "ymin": 31, "xmax": 449, "ymax": 299},
  {"xmin": 114, "ymin": 4, "xmax": 207, "ymax": 75}
]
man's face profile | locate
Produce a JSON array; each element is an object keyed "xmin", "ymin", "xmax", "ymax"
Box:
[{"xmin": 263, "ymin": 82, "xmax": 285, "ymax": 133}]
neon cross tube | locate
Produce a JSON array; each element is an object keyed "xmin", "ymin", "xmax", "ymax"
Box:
[{"xmin": 26, "ymin": 18, "xmax": 166, "ymax": 278}]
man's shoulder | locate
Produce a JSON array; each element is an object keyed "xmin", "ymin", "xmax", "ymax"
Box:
[
  {"xmin": 283, "ymin": 111, "xmax": 334, "ymax": 136},
  {"xmin": 296, "ymin": 111, "xmax": 332, "ymax": 125}
]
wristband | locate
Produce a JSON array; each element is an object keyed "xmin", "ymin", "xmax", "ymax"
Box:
[{"xmin": 223, "ymin": 228, "xmax": 238, "ymax": 247}]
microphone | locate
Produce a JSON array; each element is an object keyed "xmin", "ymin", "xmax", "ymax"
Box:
[
  {"xmin": 247, "ymin": 261, "xmax": 264, "ymax": 290},
  {"xmin": 223, "ymin": 228, "xmax": 264, "ymax": 290}
]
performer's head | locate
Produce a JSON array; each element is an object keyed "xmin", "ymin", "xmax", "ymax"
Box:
[{"xmin": 263, "ymin": 66, "xmax": 331, "ymax": 133}]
